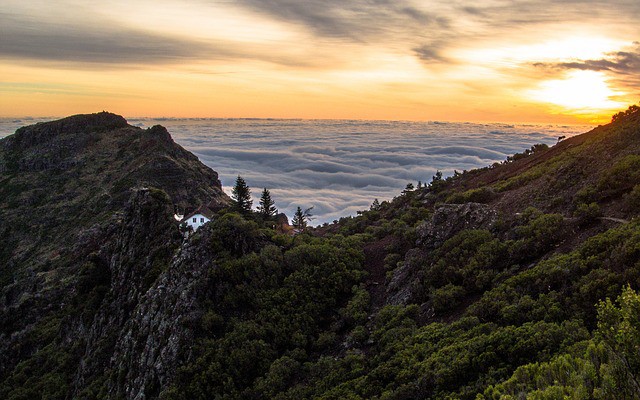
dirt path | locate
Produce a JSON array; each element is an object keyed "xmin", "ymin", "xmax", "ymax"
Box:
[{"xmin": 599, "ymin": 216, "xmax": 630, "ymax": 224}]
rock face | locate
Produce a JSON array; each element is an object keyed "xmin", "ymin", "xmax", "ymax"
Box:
[
  {"xmin": 416, "ymin": 203, "xmax": 498, "ymax": 249},
  {"xmin": 0, "ymin": 113, "xmax": 230, "ymax": 398},
  {"xmin": 106, "ymin": 234, "xmax": 213, "ymax": 399},
  {"xmin": 385, "ymin": 203, "xmax": 498, "ymax": 307},
  {"xmin": 385, "ymin": 248, "xmax": 426, "ymax": 306},
  {"xmin": 72, "ymin": 188, "xmax": 183, "ymax": 396}
]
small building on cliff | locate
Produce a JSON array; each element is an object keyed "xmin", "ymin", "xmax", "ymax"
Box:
[{"xmin": 182, "ymin": 207, "xmax": 215, "ymax": 231}]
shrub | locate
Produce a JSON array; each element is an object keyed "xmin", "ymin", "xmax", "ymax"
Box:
[
  {"xmin": 624, "ymin": 184, "xmax": 640, "ymax": 211},
  {"xmin": 574, "ymin": 202, "xmax": 602, "ymax": 226},
  {"xmin": 598, "ymin": 155, "xmax": 640, "ymax": 194},
  {"xmin": 575, "ymin": 184, "xmax": 598, "ymax": 204},
  {"xmin": 445, "ymin": 187, "xmax": 496, "ymax": 204},
  {"xmin": 431, "ymin": 284, "xmax": 466, "ymax": 313}
]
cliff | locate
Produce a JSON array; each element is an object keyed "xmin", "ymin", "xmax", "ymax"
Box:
[{"xmin": 0, "ymin": 113, "xmax": 229, "ymax": 398}]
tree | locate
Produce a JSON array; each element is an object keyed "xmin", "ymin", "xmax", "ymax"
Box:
[
  {"xmin": 429, "ymin": 170, "xmax": 445, "ymax": 192},
  {"xmin": 232, "ymin": 175, "xmax": 252, "ymax": 213},
  {"xmin": 292, "ymin": 206, "xmax": 314, "ymax": 231},
  {"xmin": 258, "ymin": 188, "xmax": 277, "ymax": 218},
  {"xmin": 596, "ymin": 286, "xmax": 640, "ymax": 397},
  {"xmin": 402, "ymin": 182, "xmax": 415, "ymax": 194},
  {"xmin": 370, "ymin": 198, "xmax": 381, "ymax": 211}
]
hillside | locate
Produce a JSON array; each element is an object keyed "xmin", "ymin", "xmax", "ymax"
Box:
[
  {"xmin": 1, "ymin": 109, "xmax": 639, "ymax": 399},
  {"xmin": 0, "ymin": 113, "xmax": 229, "ymax": 398}
]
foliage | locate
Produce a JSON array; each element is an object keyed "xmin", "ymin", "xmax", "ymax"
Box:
[
  {"xmin": 625, "ymin": 184, "xmax": 640, "ymax": 211},
  {"xmin": 505, "ymin": 143, "xmax": 549, "ymax": 163},
  {"xmin": 169, "ymin": 218, "xmax": 366, "ymax": 399},
  {"xmin": 611, "ymin": 103, "xmax": 640, "ymax": 122},
  {"xmin": 257, "ymin": 188, "xmax": 277, "ymax": 218},
  {"xmin": 482, "ymin": 287, "xmax": 640, "ymax": 399},
  {"xmin": 231, "ymin": 175, "xmax": 252, "ymax": 214},
  {"xmin": 445, "ymin": 187, "xmax": 496, "ymax": 204},
  {"xmin": 598, "ymin": 154, "xmax": 640, "ymax": 195},
  {"xmin": 596, "ymin": 286, "xmax": 640, "ymax": 397},
  {"xmin": 574, "ymin": 202, "xmax": 601, "ymax": 226},
  {"xmin": 292, "ymin": 206, "xmax": 313, "ymax": 231}
]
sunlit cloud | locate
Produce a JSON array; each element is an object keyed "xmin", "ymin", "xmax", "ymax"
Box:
[{"xmin": 1, "ymin": 0, "xmax": 640, "ymax": 121}]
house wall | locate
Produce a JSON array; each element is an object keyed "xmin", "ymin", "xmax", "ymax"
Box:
[{"xmin": 185, "ymin": 213, "xmax": 210, "ymax": 230}]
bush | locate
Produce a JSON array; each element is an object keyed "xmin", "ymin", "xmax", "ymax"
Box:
[
  {"xmin": 574, "ymin": 202, "xmax": 601, "ymax": 226},
  {"xmin": 624, "ymin": 184, "xmax": 640, "ymax": 211},
  {"xmin": 431, "ymin": 284, "xmax": 466, "ymax": 313},
  {"xmin": 598, "ymin": 155, "xmax": 640, "ymax": 194},
  {"xmin": 575, "ymin": 184, "xmax": 598, "ymax": 204},
  {"xmin": 445, "ymin": 187, "xmax": 496, "ymax": 204}
]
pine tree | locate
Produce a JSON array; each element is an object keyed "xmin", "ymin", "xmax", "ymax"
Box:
[
  {"xmin": 371, "ymin": 198, "xmax": 381, "ymax": 210},
  {"xmin": 292, "ymin": 206, "xmax": 313, "ymax": 231},
  {"xmin": 403, "ymin": 182, "xmax": 415, "ymax": 194},
  {"xmin": 258, "ymin": 188, "xmax": 277, "ymax": 218},
  {"xmin": 232, "ymin": 175, "xmax": 252, "ymax": 213},
  {"xmin": 292, "ymin": 206, "xmax": 306, "ymax": 230}
]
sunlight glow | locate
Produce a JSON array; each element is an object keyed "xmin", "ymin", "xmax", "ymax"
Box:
[{"xmin": 528, "ymin": 71, "xmax": 626, "ymax": 115}]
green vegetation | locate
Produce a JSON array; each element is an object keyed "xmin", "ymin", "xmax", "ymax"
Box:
[
  {"xmin": 231, "ymin": 175, "xmax": 253, "ymax": 214},
  {"xmin": 168, "ymin": 218, "xmax": 366, "ymax": 398},
  {"xmin": 3, "ymin": 108, "xmax": 640, "ymax": 399},
  {"xmin": 257, "ymin": 188, "xmax": 277, "ymax": 218},
  {"xmin": 292, "ymin": 206, "xmax": 314, "ymax": 231}
]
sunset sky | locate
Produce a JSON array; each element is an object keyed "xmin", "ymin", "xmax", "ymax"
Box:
[{"xmin": 2, "ymin": 0, "xmax": 639, "ymax": 123}]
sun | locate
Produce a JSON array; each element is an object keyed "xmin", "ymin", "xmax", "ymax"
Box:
[{"xmin": 528, "ymin": 70, "xmax": 627, "ymax": 120}]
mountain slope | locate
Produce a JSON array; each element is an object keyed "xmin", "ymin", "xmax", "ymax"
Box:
[
  {"xmin": 1, "ymin": 108, "xmax": 640, "ymax": 399},
  {"xmin": 165, "ymin": 107, "xmax": 640, "ymax": 399},
  {"xmin": 0, "ymin": 113, "xmax": 230, "ymax": 398}
]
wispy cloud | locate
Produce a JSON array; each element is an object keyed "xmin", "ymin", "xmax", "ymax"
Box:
[
  {"xmin": 2, "ymin": 0, "xmax": 639, "ymax": 120},
  {"xmin": 0, "ymin": 13, "xmax": 222, "ymax": 64},
  {"xmin": 234, "ymin": 0, "xmax": 447, "ymax": 42},
  {"xmin": 532, "ymin": 43, "xmax": 640, "ymax": 90}
]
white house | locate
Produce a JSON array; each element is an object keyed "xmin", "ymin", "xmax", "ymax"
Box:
[{"xmin": 182, "ymin": 207, "xmax": 215, "ymax": 231}]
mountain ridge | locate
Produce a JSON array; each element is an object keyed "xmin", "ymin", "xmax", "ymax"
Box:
[{"xmin": 1, "ymin": 109, "xmax": 639, "ymax": 399}]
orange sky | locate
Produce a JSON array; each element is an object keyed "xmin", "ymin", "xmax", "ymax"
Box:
[{"xmin": 2, "ymin": 0, "xmax": 639, "ymax": 124}]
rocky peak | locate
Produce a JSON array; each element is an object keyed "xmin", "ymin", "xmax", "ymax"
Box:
[{"xmin": 4, "ymin": 112, "xmax": 128, "ymax": 150}]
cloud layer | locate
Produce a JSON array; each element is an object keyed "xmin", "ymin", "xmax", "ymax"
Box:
[
  {"xmin": 0, "ymin": 117, "xmax": 592, "ymax": 224},
  {"xmin": 122, "ymin": 118, "xmax": 587, "ymax": 224}
]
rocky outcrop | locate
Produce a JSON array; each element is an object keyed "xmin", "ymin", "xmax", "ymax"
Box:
[
  {"xmin": 385, "ymin": 248, "xmax": 426, "ymax": 306},
  {"xmin": 0, "ymin": 113, "xmax": 232, "ymax": 398},
  {"xmin": 66, "ymin": 187, "xmax": 219, "ymax": 399},
  {"xmin": 72, "ymin": 188, "xmax": 182, "ymax": 395},
  {"xmin": 416, "ymin": 203, "xmax": 498, "ymax": 249},
  {"xmin": 385, "ymin": 203, "xmax": 498, "ymax": 307},
  {"xmin": 106, "ymin": 224, "xmax": 216, "ymax": 399}
]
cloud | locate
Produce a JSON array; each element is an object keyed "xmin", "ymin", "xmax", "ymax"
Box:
[
  {"xmin": 531, "ymin": 43, "xmax": 640, "ymax": 91},
  {"xmin": 115, "ymin": 118, "xmax": 589, "ymax": 224},
  {"xmin": 234, "ymin": 0, "xmax": 447, "ymax": 42},
  {"xmin": 413, "ymin": 45, "xmax": 444, "ymax": 62},
  {"xmin": 0, "ymin": 13, "xmax": 222, "ymax": 65},
  {"xmin": 0, "ymin": 8, "xmax": 337, "ymax": 68},
  {"xmin": 534, "ymin": 44, "xmax": 640, "ymax": 75}
]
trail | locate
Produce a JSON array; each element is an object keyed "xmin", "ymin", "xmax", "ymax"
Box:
[{"xmin": 599, "ymin": 216, "xmax": 630, "ymax": 224}]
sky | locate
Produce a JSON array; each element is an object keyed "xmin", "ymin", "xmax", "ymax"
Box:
[{"xmin": 1, "ymin": 0, "xmax": 640, "ymax": 123}]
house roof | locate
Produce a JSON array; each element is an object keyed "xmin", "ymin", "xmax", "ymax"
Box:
[{"xmin": 183, "ymin": 206, "xmax": 215, "ymax": 221}]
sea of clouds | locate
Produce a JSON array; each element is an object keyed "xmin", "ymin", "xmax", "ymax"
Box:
[{"xmin": 0, "ymin": 118, "xmax": 590, "ymax": 224}]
